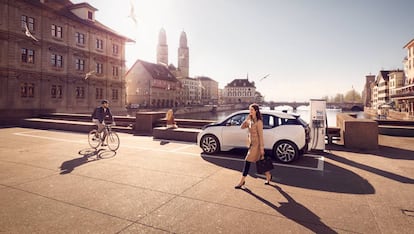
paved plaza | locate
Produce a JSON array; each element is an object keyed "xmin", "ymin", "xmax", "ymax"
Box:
[{"xmin": 0, "ymin": 127, "xmax": 413, "ymax": 233}]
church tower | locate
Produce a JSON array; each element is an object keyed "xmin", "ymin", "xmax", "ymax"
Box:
[
  {"xmin": 177, "ymin": 31, "xmax": 189, "ymax": 78},
  {"xmin": 157, "ymin": 28, "xmax": 168, "ymax": 65}
]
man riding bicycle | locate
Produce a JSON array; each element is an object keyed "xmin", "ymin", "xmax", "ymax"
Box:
[{"xmin": 91, "ymin": 100, "xmax": 115, "ymax": 145}]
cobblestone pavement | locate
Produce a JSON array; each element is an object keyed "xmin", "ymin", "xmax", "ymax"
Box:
[{"xmin": 0, "ymin": 127, "xmax": 413, "ymax": 233}]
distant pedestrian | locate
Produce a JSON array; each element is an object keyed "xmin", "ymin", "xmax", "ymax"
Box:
[
  {"xmin": 166, "ymin": 109, "xmax": 178, "ymax": 129},
  {"xmin": 234, "ymin": 103, "xmax": 272, "ymax": 189}
]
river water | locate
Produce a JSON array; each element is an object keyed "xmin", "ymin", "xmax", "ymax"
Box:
[{"xmin": 175, "ymin": 106, "xmax": 366, "ymax": 127}]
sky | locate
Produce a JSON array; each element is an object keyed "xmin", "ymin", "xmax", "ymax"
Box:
[{"xmin": 72, "ymin": 0, "xmax": 414, "ymax": 102}]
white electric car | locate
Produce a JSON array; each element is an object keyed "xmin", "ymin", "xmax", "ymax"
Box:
[{"xmin": 197, "ymin": 110, "xmax": 310, "ymax": 163}]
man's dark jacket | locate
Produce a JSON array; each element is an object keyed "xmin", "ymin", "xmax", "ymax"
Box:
[{"xmin": 91, "ymin": 107, "xmax": 113, "ymax": 123}]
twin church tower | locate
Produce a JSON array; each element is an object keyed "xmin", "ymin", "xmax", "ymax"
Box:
[{"xmin": 156, "ymin": 28, "xmax": 189, "ymax": 78}]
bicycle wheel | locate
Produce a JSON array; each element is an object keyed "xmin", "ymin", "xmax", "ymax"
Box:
[
  {"xmin": 88, "ymin": 130, "xmax": 101, "ymax": 149},
  {"xmin": 106, "ymin": 131, "xmax": 120, "ymax": 151}
]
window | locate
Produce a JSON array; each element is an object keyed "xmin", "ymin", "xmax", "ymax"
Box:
[
  {"xmin": 21, "ymin": 15, "xmax": 35, "ymax": 31},
  {"xmin": 96, "ymin": 39, "xmax": 103, "ymax": 49},
  {"xmin": 112, "ymin": 66, "xmax": 119, "ymax": 76},
  {"xmin": 112, "ymin": 89, "xmax": 118, "ymax": 100},
  {"xmin": 112, "ymin": 44, "xmax": 118, "ymax": 54},
  {"xmin": 88, "ymin": 11, "xmax": 93, "ymax": 20},
  {"xmin": 96, "ymin": 63, "xmax": 103, "ymax": 74},
  {"xmin": 75, "ymin": 59, "xmax": 85, "ymax": 71},
  {"xmin": 51, "ymin": 24, "xmax": 62, "ymax": 38},
  {"xmin": 51, "ymin": 85, "xmax": 63, "ymax": 98},
  {"xmin": 76, "ymin": 86, "xmax": 85, "ymax": 99},
  {"xmin": 75, "ymin": 32, "xmax": 85, "ymax": 44},
  {"xmin": 21, "ymin": 83, "xmax": 34, "ymax": 98},
  {"xmin": 51, "ymin": 54, "xmax": 63, "ymax": 67},
  {"xmin": 281, "ymin": 118, "xmax": 298, "ymax": 125},
  {"xmin": 21, "ymin": 48, "xmax": 35, "ymax": 64},
  {"xmin": 96, "ymin": 88, "xmax": 103, "ymax": 99},
  {"xmin": 262, "ymin": 115, "xmax": 276, "ymax": 129},
  {"xmin": 51, "ymin": 85, "xmax": 56, "ymax": 98}
]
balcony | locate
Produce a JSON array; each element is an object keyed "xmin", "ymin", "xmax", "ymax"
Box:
[{"xmin": 391, "ymin": 84, "xmax": 414, "ymax": 99}]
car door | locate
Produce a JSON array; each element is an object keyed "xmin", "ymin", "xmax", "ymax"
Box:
[
  {"xmin": 221, "ymin": 113, "xmax": 249, "ymax": 148},
  {"xmin": 262, "ymin": 114, "xmax": 278, "ymax": 149}
]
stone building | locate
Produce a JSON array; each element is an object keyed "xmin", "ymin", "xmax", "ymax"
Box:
[
  {"xmin": 223, "ymin": 78, "xmax": 256, "ymax": 104},
  {"xmin": 362, "ymin": 74, "xmax": 375, "ymax": 107},
  {"xmin": 388, "ymin": 70, "xmax": 405, "ymax": 100},
  {"xmin": 370, "ymin": 70, "xmax": 404, "ymax": 109},
  {"xmin": 156, "ymin": 29, "xmax": 189, "ymax": 79},
  {"xmin": 125, "ymin": 60, "xmax": 180, "ymax": 108},
  {"xmin": 372, "ymin": 70, "xmax": 391, "ymax": 109},
  {"xmin": 197, "ymin": 76, "xmax": 218, "ymax": 105},
  {"xmin": 0, "ymin": 0, "xmax": 133, "ymax": 124},
  {"xmin": 391, "ymin": 38, "xmax": 414, "ymax": 117}
]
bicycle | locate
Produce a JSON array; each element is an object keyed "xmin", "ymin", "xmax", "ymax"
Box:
[{"xmin": 88, "ymin": 123, "xmax": 120, "ymax": 151}]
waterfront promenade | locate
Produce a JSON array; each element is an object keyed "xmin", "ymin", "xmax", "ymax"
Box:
[{"xmin": 0, "ymin": 126, "xmax": 413, "ymax": 233}]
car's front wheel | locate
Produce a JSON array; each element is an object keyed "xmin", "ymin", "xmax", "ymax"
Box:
[
  {"xmin": 200, "ymin": 134, "xmax": 220, "ymax": 154},
  {"xmin": 273, "ymin": 140, "xmax": 299, "ymax": 163}
]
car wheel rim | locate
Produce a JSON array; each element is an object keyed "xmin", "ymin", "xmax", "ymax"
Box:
[
  {"xmin": 276, "ymin": 143, "xmax": 296, "ymax": 162},
  {"xmin": 202, "ymin": 136, "xmax": 217, "ymax": 153}
]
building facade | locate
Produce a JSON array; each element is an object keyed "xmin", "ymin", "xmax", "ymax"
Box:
[
  {"xmin": 391, "ymin": 39, "xmax": 414, "ymax": 117},
  {"xmin": 223, "ymin": 79, "xmax": 256, "ymax": 104},
  {"xmin": 388, "ymin": 70, "xmax": 405, "ymax": 98},
  {"xmin": 0, "ymin": 0, "xmax": 133, "ymax": 123},
  {"xmin": 375, "ymin": 70, "xmax": 391, "ymax": 108},
  {"xmin": 125, "ymin": 60, "xmax": 180, "ymax": 108},
  {"xmin": 153, "ymin": 29, "xmax": 222, "ymax": 106},
  {"xmin": 178, "ymin": 77, "xmax": 201, "ymax": 105},
  {"xmin": 362, "ymin": 74, "xmax": 375, "ymax": 107},
  {"xmin": 197, "ymin": 76, "xmax": 218, "ymax": 105}
]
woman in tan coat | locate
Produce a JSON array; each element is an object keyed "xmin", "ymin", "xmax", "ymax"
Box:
[
  {"xmin": 235, "ymin": 104, "xmax": 272, "ymax": 189},
  {"xmin": 166, "ymin": 109, "xmax": 178, "ymax": 129}
]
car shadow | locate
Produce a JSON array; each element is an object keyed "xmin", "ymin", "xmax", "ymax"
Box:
[
  {"xmin": 59, "ymin": 148, "xmax": 116, "ymax": 174},
  {"xmin": 201, "ymin": 150, "xmax": 375, "ymax": 194},
  {"xmin": 242, "ymin": 185, "xmax": 337, "ymax": 234}
]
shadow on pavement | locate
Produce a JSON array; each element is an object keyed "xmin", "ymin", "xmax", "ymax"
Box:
[
  {"xmin": 243, "ymin": 185, "xmax": 337, "ymax": 234},
  {"xmin": 59, "ymin": 148, "xmax": 116, "ymax": 174},
  {"xmin": 326, "ymin": 143, "xmax": 414, "ymax": 160},
  {"xmin": 202, "ymin": 152, "xmax": 375, "ymax": 194},
  {"xmin": 325, "ymin": 150, "xmax": 414, "ymax": 184}
]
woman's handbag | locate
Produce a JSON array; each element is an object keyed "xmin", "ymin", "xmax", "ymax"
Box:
[{"xmin": 256, "ymin": 156, "xmax": 274, "ymax": 174}]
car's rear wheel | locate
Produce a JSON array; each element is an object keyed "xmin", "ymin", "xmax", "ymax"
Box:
[
  {"xmin": 200, "ymin": 134, "xmax": 220, "ymax": 154},
  {"xmin": 273, "ymin": 140, "xmax": 299, "ymax": 163}
]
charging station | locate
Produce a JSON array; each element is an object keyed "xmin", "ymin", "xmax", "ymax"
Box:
[{"xmin": 309, "ymin": 99, "xmax": 326, "ymax": 151}]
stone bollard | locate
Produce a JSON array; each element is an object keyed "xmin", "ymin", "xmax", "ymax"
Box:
[
  {"xmin": 337, "ymin": 113, "xmax": 378, "ymax": 150},
  {"xmin": 135, "ymin": 111, "xmax": 165, "ymax": 135}
]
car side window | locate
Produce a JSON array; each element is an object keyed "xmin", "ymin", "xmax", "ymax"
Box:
[
  {"xmin": 262, "ymin": 114, "xmax": 276, "ymax": 129},
  {"xmin": 281, "ymin": 118, "xmax": 297, "ymax": 125},
  {"xmin": 226, "ymin": 113, "xmax": 248, "ymax": 126}
]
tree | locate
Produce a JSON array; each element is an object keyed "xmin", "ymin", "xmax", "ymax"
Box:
[
  {"xmin": 344, "ymin": 89, "xmax": 362, "ymax": 103},
  {"xmin": 333, "ymin": 93, "xmax": 345, "ymax": 103}
]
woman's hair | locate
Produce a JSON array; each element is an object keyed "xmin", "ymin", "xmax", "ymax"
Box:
[
  {"xmin": 166, "ymin": 109, "xmax": 173, "ymax": 120},
  {"xmin": 250, "ymin": 103, "xmax": 262, "ymax": 121}
]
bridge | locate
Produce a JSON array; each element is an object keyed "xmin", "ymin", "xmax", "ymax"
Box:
[{"xmin": 263, "ymin": 101, "xmax": 364, "ymax": 111}]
